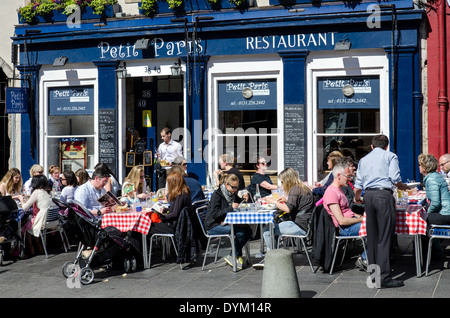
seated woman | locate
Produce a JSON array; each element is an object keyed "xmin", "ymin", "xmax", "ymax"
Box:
[
  {"xmin": 249, "ymin": 156, "xmax": 278, "ymax": 199},
  {"xmin": 23, "ymin": 164, "xmax": 44, "ymax": 195},
  {"xmin": 205, "ymin": 174, "xmax": 253, "ymax": 270},
  {"xmin": 169, "ymin": 165, "xmax": 205, "ymax": 205},
  {"xmin": 59, "ymin": 170, "xmax": 78, "ymax": 203},
  {"xmin": 75, "ymin": 168, "xmax": 90, "ymax": 186},
  {"xmin": 122, "ymin": 165, "xmax": 148, "ymax": 203},
  {"xmin": 48, "ymin": 165, "xmax": 61, "ymax": 192},
  {"xmin": 419, "ymin": 153, "xmax": 450, "ymax": 224},
  {"xmin": 0, "ymin": 168, "xmax": 24, "ymax": 204},
  {"xmin": 19, "ymin": 175, "xmax": 53, "ymax": 256},
  {"xmin": 213, "ymin": 154, "xmax": 245, "ymax": 191},
  {"xmin": 151, "ymin": 170, "xmax": 192, "ymax": 235}
]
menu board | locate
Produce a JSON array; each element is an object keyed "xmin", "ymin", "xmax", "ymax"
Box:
[
  {"xmin": 284, "ymin": 104, "xmax": 305, "ymax": 179},
  {"xmin": 98, "ymin": 109, "xmax": 117, "ymax": 175}
]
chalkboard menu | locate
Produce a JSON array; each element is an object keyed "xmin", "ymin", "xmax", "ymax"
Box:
[
  {"xmin": 143, "ymin": 151, "xmax": 153, "ymax": 166},
  {"xmin": 126, "ymin": 152, "xmax": 135, "ymax": 167},
  {"xmin": 98, "ymin": 109, "xmax": 117, "ymax": 175},
  {"xmin": 284, "ymin": 104, "xmax": 305, "ymax": 179}
]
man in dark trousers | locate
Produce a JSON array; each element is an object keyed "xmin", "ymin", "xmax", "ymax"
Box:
[{"xmin": 353, "ymin": 134, "xmax": 408, "ymax": 288}]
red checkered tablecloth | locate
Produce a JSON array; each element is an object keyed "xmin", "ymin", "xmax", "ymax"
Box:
[
  {"xmin": 359, "ymin": 204, "xmax": 427, "ymax": 237},
  {"xmin": 101, "ymin": 212, "xmax": 152, "ymax": 235}
]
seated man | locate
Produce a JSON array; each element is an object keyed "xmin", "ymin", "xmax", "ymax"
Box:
[
  {"xmin": 74, "ymin": 165, "xmax": 112, "ymax": 218},
  {"xmin": 323, "ymin": 162, "xmax": 367, "ymax": 270}
]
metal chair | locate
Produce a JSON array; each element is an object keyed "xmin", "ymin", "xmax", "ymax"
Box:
[
  {"xmin": 148, "ymin": 233, "xmax": 178, "ymax": 268},
  {"xmin": 277, "ymin": 204, "xmax": 322, "ymax": 273},
  {"xmin": 425, "ymin": 224, "xmax": 450, "ymax": 276},
  {"xmin": 195, "ymin": 205, "xmax": 233, "ymax": 270},
  {"xmin": 329, "ymin": 216, "xmax": 367, "ymax": 275}
]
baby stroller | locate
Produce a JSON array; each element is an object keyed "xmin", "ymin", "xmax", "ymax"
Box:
[
  {"xmin": 0, "ymin": 196, "xmax": 25, "ymax": 265},
  {"xmin": 53, "ymin": 198, "xmax": 141, "ymax": 285}
]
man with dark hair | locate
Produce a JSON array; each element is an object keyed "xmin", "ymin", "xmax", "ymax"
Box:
[
  {"xmin": 156, "ymin": 127, "xmax": 183, "ymax": 189},
  {"xmin": 74, "ymin": 164, "xmax": 112, "ymax": 217},
  {"xmin": 353, "ymin": 134, "xmax": 408, "ymax": 288}
]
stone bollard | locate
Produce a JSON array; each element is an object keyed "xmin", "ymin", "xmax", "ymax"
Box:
[{"xmin": 261, "ymin": 249, "xmax": 301, "ymax": 298}]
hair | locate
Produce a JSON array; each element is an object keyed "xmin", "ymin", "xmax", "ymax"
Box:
[
  {"xmin": 372, "ymin": 134, "xmax": 389, "ymax": 149},
  {"xmin": 124, "ymin": 165, "xmax": 145, "ymax": 194},
  {"xmin": 30, "ymin": 174, "xmax": 51, "ymax": 194},
  {"xmin": 63, "ymin": 170, "xmax": 78, "ymax": 187},
  {"xmin": 255, "ymin": 156, "xmax": 267, "ymax": 169},
  {"xmin": 336, "ymin": 156, "xmax": 355, "ymax": 167},
  {"xmin": 223, "ymin": 173, "xmax": 239, "ymax": 186},
  {"xmin": 166, "ymin": 170, "xmax": 190, "ymax": 202},
  {"xmin": 92, "ymin": 163, "xmax": 111, "ymax": 179},
  {"xmin": 327, "ymin": 151, "xmax": 344, "ymax": 169},
  {"xmin": 278, "ymin": 167, "xmax": 309, "ymax": 194},
  {"xmin": 48, "ymin": 165, "xmax": 60, "ymax": 175},
  {"xmin": 418, "ymin": 153, "xmax": 438, "ymax": 174},
  {"xmin": 173, "ymin": 156, "xmax": 186, "ymax": 165},
  {"xmin": 1, "ymin": 168, "xmax": 23, "ymax": 195},
  {"xmin": 29, "ymin": 164, "xmax": 44, "ymax": 177},
  {"xmin": 169, "ymin": 164, "xmax": 187, "ymax": 177},
  {"xmin": 332, "ymin": 162, "xmax": 350, "ymax": 178},
  {"xmin": 161, "ymin": 127, "xmax": 172, "ymax": 135},
  {"xmin": 219, "ymin": 154, "xmax": 235, "ymax": 167},
  {"xmin": 75, "ymin": 169, "xmax": 90, "ymax": 185}
]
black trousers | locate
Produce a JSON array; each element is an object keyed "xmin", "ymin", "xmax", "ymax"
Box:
[{"xmin": 363, "ymin": 189, "xmax": 396, "ymax": 283}]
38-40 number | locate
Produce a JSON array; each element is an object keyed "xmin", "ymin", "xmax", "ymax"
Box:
[{"xmin": 144, "ymin": 66, "xmax": 161, "ymax": 74}]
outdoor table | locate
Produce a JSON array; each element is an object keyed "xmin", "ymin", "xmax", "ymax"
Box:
[
  {"xmin": 223, "ymin": 209, "xmax": 276, "ymax": 272},
  {"xmin": 359, "ymin": 203, "xmax": 427, "ymax": 277},
  {"xmin": 101, "ymin": 210, "xmax": 152, "ymax": 268}
]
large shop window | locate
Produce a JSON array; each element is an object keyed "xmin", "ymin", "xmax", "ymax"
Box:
[
  {"xmin": 217, "ymin": 79, "xmax": 278, "ymax": 170},
  {"xmin": 46, "ymin": 85, "xmax": 95, "ymax": 172},
  {"xmin": 316, "ymin": 76, "xmax": 380, "ymax": 180}
]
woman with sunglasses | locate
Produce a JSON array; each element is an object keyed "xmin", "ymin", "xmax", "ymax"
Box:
[
  {"xmin": 59, "ymin": 170, "xmax": 78, "ymax": 203},
  {"xmin": 249, "ymin": 156, "xmax": 278, "ymax": 199},
  {"xmin": 205, "ymin": 174, "xmax": 252, "ymax": 270},
  {"xmin": 122, "ymin": 165, "xmax": 148, "ymax": 201}
]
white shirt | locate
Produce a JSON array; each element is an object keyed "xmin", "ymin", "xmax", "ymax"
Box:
[{"xmin": 158, "ymin": 139, "xmax": 183, "ymax": 165}]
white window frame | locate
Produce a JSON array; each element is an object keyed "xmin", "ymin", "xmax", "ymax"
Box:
[
  {"xmin": 207, "ymin": 54, "xmax": 283, "ymax": 177},
  {"xmin": 306, "ymin": 49, "xmax": 390, "ymax": 183}
]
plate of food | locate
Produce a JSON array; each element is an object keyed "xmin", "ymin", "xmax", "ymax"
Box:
[{"xmin": 264, "ymin": 203, "xmax": 276, "ymax": 210}]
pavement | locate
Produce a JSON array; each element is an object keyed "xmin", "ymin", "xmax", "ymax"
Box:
[{"xmin": 1, "ymin": 233, "xmax": 450, "ymax": 309}]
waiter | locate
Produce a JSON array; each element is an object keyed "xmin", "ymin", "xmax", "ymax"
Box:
[
  {"xmin": 156, "ymin": 127, "xmax": 183, "ymax": 189},
  {"xmin": 353, "ymin": 134, "xmax": 408, "ymax": 289}
]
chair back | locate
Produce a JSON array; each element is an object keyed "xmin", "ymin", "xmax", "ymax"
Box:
[
  {"xmin": 305, "ymin": 203, "xmax": 323, "ymax": 238},
  {"xmin": 195, "ymin": 205, "xmax": 209, "ymax": 237}
]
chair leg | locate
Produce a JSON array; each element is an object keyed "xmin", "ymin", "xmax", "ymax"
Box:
[
  {"xmin": 202, "ymin": 238, "xmax": 212, "ymax": 271},
  {"xmin": 330, "ymin": 239, "xmax": 341, "ymax": 275},
  {"xmin": 40, "ymin": 231, "xmax": 48, "ymax": 259},
  {"xmin": 214, "ymin": 238, "xmax": 222, "ymax": 263},
  {"xmin": 425, "ymin": 237, "xmax": 434, "ymax": 276},
  {"xmin": 300, "ymin": 238, "xmax": 316, "ymax": 273}
]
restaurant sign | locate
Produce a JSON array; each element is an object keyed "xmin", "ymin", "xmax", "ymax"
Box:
[
  {"xmin": 6, "ymin": 87, "xmax": 29, "ymax": 114},
  {"xmin": 218, "ymin": 80, "xmax": 277, "ymax": 111},
  {"xmin": 48, "ymin": 86, "xmax": 94, "ymax": 116}
]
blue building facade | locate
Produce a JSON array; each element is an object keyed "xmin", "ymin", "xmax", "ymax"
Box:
[{"xmin": 13, "ymin": 0, "xmax": 425, "ymax": 187}]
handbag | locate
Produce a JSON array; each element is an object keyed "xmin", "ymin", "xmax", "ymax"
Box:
[{"xmin": 274, "ymin": 211, "xmax": 291, "ymax": 223}]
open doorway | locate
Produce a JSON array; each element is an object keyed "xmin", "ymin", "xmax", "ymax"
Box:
[{"xmin": 124, "ymin": 75, "xmax": 184, "ymax": 190}]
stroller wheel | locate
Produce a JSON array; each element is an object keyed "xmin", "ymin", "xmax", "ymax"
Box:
[
  {"xmin": 130, "ymin": 256, "xmax": 137, "ymax": 272},
  {"xmin": 124, "ymin": 257, "xmax": 131, "ymax": 273},
  {"xmin": 79, "ymin": 267, "xmax": 95, "ymax": 285},
  {"xmin": 0, "ymin": 249, "xmax": 4, "ymax": 266},
  {"xmin": 62, "ymin": 262, "xmax": 77, "ymax": 278}
]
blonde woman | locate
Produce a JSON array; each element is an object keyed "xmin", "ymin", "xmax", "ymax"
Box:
[
  {"xmin": 0, "ymin": 168, "xmax": 23, "ymax": 202},
  {"xmin": 122, "ymin": 165, "xmax": 148, "ymax": 200},
  {"xmin": 23, "ymin": 164, "xmax": 45, "ymax": 195},
  {"xmin": 48, "ymin": 165, "xmax": 61, "ymax": 192},
  {"xmin": 312, "ymin": 150, "xmax": 343, "ymax": 197}
]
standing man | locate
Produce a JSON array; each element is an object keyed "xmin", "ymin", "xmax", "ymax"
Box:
[
  {"xmin": 439, "ymin": 153, "xmax": 450, "ymax": 178},
  {"xmin": 353, "ymin": 134, "xmax": 408, "ymax": 288},
  {"xmin": 156, "ymin": 127, "xmax": 183, "ymax": 189}
]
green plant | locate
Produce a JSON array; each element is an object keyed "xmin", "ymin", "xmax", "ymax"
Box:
[
  {"xmin": 229, "ymin": 0, "xmax": 247, "ymax": 6},
  {"xmin": 166, "ymin": 0, "xmax": 183, "ymax": 9},
  {"xmin": 89, "ymin": 0, "xmax": 117, "ymax": 15},
  {"xmin": 36, "ymin": 0, "xmax": 57, "ymax": 15},
  {"xmin": 141, "ymin": 0, "xmax": 157, "ymax": 15},
  {"xmin": 207, "ymin": 0, "xmax": 219, "ymax": 5},
  {"xmin": 18, "ymin": 2, "xmax": 37, "ymax": 23}
]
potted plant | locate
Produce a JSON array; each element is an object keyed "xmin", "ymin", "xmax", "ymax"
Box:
[
  {"xmin": 166, "ymin": 0, "xmax": 183, "ymax": 10},
  {"xmin": 140, "ymin": 0, "xmax": 157, "ymax": 15}
]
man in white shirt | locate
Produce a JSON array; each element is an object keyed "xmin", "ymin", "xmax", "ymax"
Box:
[{"xmin": 156, "ymin": 127, "xmax": 183, "ymax": 189}]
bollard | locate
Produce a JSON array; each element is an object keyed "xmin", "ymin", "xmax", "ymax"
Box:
[{"xmin": 261, "ymin": 249, "xmax": 301, "ymax": 298}]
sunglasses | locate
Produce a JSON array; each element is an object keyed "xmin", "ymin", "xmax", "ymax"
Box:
[
  {"xmin": 258, "ymin": 162, "xmax": 267, "ymax": 166},
  {"xmin": 440, "ymin": 161, "xmax": 450, "ymax": 167},
  {"xmin": 227, "ymin": 183, "xmax": 238, "ymax": 190},
  {"xmin": 342, "ymin": 174, "xmax": 353, "ymax": 180}
]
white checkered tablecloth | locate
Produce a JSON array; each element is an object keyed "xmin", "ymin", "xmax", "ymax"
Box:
[
  {"xmin": 203, "ymin": 190, "xmax": 214, "ymax": 200},
  {"xmin": 223, "ymin": 210, "xmax": 276, "ymax": 225},
  {"xmin": 101, "ymin": 212, "xmax": 152, "ymax": 235},
  {"xmin": 359, "ymin": 204, "xmax": 427, "ymax": 236}
]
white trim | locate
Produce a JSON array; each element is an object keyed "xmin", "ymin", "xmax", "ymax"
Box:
[{"xmin": 306, "ymin": 49, "xmax": 389, "ymax": 183}]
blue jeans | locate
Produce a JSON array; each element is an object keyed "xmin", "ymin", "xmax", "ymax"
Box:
[
  {"xmin": 208, "ymin": 224, "xmax": 253, "ymax": 257},
  {"xmin": 263, "ymin": 221, "xmax": 306, "ymax": 251},
  {"xmin": 339, "ymin": 222, "xmax": 366, "ymax": 260}
]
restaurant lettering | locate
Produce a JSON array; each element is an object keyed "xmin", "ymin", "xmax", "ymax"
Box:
[{"xmin": 246, "ymin": 32, "xmax": 336, "ymax": 50}]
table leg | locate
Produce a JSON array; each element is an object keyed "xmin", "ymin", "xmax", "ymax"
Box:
[
  {"xmin": 142, "ymin": 233, "xmax": 148, "ymax": 269},
  {"xmin": 259, "ymin": 224, "xmax": 264, "ymax": 253},
  {"xmin": 230, "ymin": 224, "xmax": 237, "ymax": 272},
  {"xmin": 270, "ymin": 223, "xmax": 275, "ymax": 250},
  {"xmin": 414, "ymin": 234, "xmax": 422, "ymax": 277}
]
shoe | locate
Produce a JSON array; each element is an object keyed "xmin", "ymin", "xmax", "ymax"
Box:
[
  {"xmin": 236, "ymin": 257, "xmax": 244, "ymax": 270},
  {"xmin": 252, "ymin": 259, "xmax": 265, "ymax": 270},
  {"xmin": 379, "ymin": 279, "xmax": 404, "ymax": 289},
  {"xmin": 223, "ymin": 255, "xmax": 234, "ymax": 268},
  {"xmin": 355, "ymin": 257, "xmax": 367, "ymax": 272}
]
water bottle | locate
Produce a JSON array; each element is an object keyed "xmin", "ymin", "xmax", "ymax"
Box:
[{"xmin": 254, "ymin": 184, "xmax": 261, "ymax": 202}]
